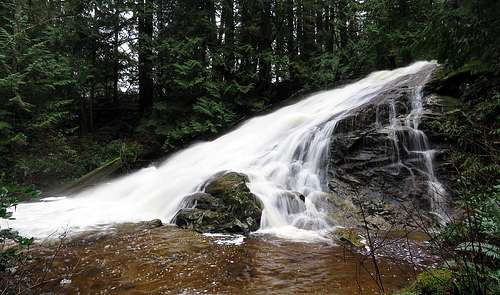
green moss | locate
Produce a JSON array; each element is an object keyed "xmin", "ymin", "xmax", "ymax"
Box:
[
  {"xmin": 399, "ymin": 269, "xmax": 453, "ymax": 295},
  {"xmin": 335, "ymin": 228, "xmax": 364, "ymax": 248},
  {"xmin": 205, "ymin": 172, "xmax": 248, "ymax": 193},
  {"xmin": 438, "ymin": 96, "xmax": 463, "ymax": 112},
  {"xmin": 176, "ymin": 172, "xmax": 262, "ymax": 234}
]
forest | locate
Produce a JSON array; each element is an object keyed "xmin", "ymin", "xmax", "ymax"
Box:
[{"xmin": 1, "ymin": 0, "xmax": 499, "ymax": 294}]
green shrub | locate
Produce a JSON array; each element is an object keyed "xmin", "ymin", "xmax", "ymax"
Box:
[
  {"xmin": 0, "ymin": 177, "xmax": 38, "ymax": 271},
  {"xmin": 407, "ymin": 269, "xmax": 453, "ymax": 295}
]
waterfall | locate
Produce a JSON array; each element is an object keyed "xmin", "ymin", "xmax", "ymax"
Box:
[
  {"xmin": 4, "ymin": 61, "xmax": 442, "ymax": 240},
  {"xmin": 394, "ymin": 77, "xmax": 447, "ymax": 218}
]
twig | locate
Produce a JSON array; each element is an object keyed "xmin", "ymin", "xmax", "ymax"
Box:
[{"xmin": 358, "ymin": 201, "xmax": 385, "ymax": 294}]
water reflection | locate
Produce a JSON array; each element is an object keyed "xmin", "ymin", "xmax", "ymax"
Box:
[{"xmin": 13, "ymin": 224, "xmax": 427, "ymax": 294}]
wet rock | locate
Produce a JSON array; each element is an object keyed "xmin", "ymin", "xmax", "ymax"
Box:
[
  {"xmin": 276, "ymin": 191, "xmax": 306, "ymax": 215},
  {"xmin": 328, "ymin": 104, "xmax": 431, "ymax": 223},
  {"xmin": 146, "ymin": 219, "xmax": 163, "ymax": 228},
  {"xmin": 306, "ymin": 192, "xmax": 360, "ymax": 228},
  {"xmin": 334, "ymin": 228, "xmax": 364, "ymax": 248},
  {"xmin": 137, "ymin": 219, "xmax": 163, "ymax": 229},
  {"xmin": 174, "ymin": 172, "xmax": 262, "ymax": 234},
  {"xmin": 327, "ymin": 67, "xmax": 451, "ymax": 229},
  {"xmin": 179, "ymin": 192, "xmax": 221, "ymax": 210}
]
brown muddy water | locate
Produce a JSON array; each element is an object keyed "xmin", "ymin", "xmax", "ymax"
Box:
[{"xmin": 4, "ymin": 224, "xmax": 435, "ymax": 294}]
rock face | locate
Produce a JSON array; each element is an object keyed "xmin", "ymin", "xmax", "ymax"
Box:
[
  {"xmin": 173, "ymin": 172, "xmax": 263, "ymax": 234},
  {"xmin": 326, "ymin": 66, "xmax": 449, "ymax": 228}
]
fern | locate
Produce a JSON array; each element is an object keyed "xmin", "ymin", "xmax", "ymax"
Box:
[{"xmin": 456, "ymin": 242, "xmax": 500, "ymax": 260}]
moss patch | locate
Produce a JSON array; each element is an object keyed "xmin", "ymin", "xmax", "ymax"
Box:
[
  {"xmin": 335, "ymin": 228, "xmax": 364, "ymax": 248},
  {"xmin": 397, "ymin": 268, "xmax": 453, "ymax": 295}
]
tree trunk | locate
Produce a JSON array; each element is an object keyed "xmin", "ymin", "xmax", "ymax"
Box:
[
  {"xmin": 79, "ymin": 93, "xmax": 88, "ymax": 135},
  {"xmin": 89, "ymin": 83, "xmax": 95, "ymax": 132},
  {"xmin": 300, "ymin": 0, "xmax": 316, "ymax": 59},
  {"xmin": 113, "ymin": 5, "xmax": 120, "ymax": 107},
  {"xmin": 138, "ymin": 0, "xmax": 154, "ymax": 117},
  {"xmin": 326, "ymin": 2, "xmax": 335, "ymax": 52},
  {"xmin": 239, "ymin": 0, "xmax": 256, "ymax": 75},
  {"xmin": 315, "ymin": 0, "xmax": 323, "ymax": 51},
  {"xmin": 258, "ymin": 0, "xmax": 273, "ymax": 88},
  {"xmin": 274, "ymin": 0, "xmax": 286, "ymax": 82},
  {"xmin": 222, "ymin": 0, "xmax": 235, "ymax": 79},
  {"xmin": 286, "ymin": 0, "xmax": 296, "ymax": 79},
  {"xmin": 338, "ymin": 0, "xmax": 348, "ymax": 50}
]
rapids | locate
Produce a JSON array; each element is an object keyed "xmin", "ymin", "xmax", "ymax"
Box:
[{"xmin": 4, "ymin": 61, "xmax": 441, "ymax": 240}]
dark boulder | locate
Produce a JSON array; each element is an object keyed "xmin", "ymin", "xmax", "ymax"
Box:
[{"xmin": 173, "ymin": 172, "xmax": 263, "ymax": 234}]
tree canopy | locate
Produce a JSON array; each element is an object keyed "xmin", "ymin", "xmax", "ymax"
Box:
[{"xmin": 0, "ymin": 0, "xmax": 498, "ymax": 186}]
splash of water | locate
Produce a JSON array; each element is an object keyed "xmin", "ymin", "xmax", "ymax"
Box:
[{"xmin": 4, "ymin": 61, "xmax": 441, "ymax": 240}]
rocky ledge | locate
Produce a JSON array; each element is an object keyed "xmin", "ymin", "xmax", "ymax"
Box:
[
  {"xmin": 326, "ymin": 65, "xmax": 453, "ymax": 229},
  {"xmin": 173, "ymin": 172, "xmax": 263, "ymax": 234}
]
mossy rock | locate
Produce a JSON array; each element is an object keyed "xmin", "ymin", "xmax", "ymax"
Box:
[
  {"xmin": 204, "ymin": 172, "xmax": 250, "ymax": 195},
  {"xmin": 174, "ymin": 208, "xmax": 252, "ymax": 233},
  {"xmin": 334, "ymin": 228, "xmax": 364, "ymax": 248},
  {"xmin": 174, "ymin": 172, "xmax": 263, "ymax": 235},
  {"xmin": 204, "ymin": 172, "xmax": 262, "ymax": 219}
]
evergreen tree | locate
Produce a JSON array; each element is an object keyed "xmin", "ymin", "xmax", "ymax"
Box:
[{"xmin": 1, "ymin": 0, "xmax": 498, "ymax": 185}]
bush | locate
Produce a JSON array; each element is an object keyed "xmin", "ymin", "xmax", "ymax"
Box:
[
  {"xmin": 0, "ymin": 177, "xmax": 38, "ymax": 271},
  {"xmin": 397, "ymin": 269, "xmax": 453, "ymax": 295},
  {"xmin": 411, "ymin": 269, "xmax": 453, "ymax": 295}
]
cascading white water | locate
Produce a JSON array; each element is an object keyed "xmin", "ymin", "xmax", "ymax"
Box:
[
  {"xmin": 3, "ymin": 61, "xmax": 440, "ymax": 241},
  {"xmin": 392, "ymin": 76, "xmax": 447, "ymax": 218}
]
